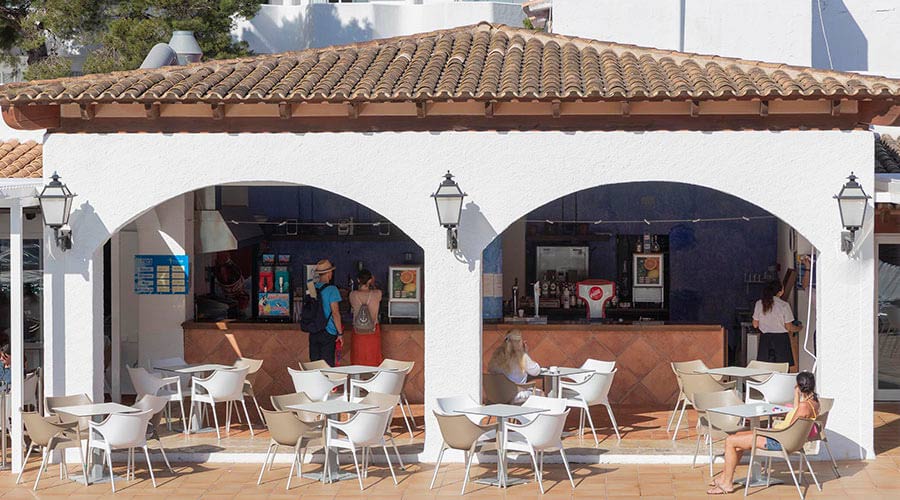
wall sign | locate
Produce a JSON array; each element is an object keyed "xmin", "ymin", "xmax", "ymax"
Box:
[{"xmin": 135, "ymin": 255, "xmax": 189, "ymax": 295}]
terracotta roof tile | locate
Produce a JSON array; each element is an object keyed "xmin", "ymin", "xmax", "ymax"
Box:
[
  {"xmin": 0, "ymin": 140, "xmax": 42, "ymax": 178},
  {"xmin": 876, "ymin": 134, "xmax": 900, "ymax": 174},
  {"xmin": 3, "ymin": 23, "xmax": 900, "ymax": 106}
]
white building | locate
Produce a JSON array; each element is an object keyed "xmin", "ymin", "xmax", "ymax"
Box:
[
  {"xmin": 234, "ymin": 0, "xmax": 527, "ymax": 53},
  {"xmin": 1, "ymin": 23, "xmax": 897, "ymax": 475}
]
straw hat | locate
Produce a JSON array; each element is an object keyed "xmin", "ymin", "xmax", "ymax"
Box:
[{"xmin": 314, "ymin": 259, "xmax": 336, "ymax": 275}]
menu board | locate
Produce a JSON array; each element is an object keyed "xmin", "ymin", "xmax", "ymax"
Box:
[{"xmin": 135, "ymin": 255, "xmax": 189, "ymax": 295}]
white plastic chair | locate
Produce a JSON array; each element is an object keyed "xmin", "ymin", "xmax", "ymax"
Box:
[
  {"xmin": 436, "ymin": 394, "xmax": 497, "ymax": 443},
  {"xmin": 557, "ymin": 369, "xmax": 621, "ymax": 445},
  {"xmin": 188, "ymin": 366, "xmax": 253, "ymax": 439},
  {"xmin": 745, "ymin": 372, "xmax": 797, "ymax": 404},
  {"xmin": 350, "ymin": 370, "xmax": 414, "ymax": 435},
  {"xmin": 131, "ymin": 394, "xmax": 175, "ymax": 474},
  {"xmin": 505, "ymin": 410, "xmax": 575, "ymax": 494},
  {"xmin": 233, "ymin": 357, "xmax": 265, "ymax": 424},
  {"xmin": 127, "ymin": 365, "xmax": 187, "ymax": 433},
  {"xmin": 436, "ymin": 395, "xmax": 483, "ymax": 425},
  {"xmin": 325, "ymin": 408, "xmax": 398, "ymax": 490},
  {"xmin": 519, "ymin": 394, "xmax": 567, "ymax": 424},
  {"xmin": 568, "ymin": 359, "xmax": 616, "ymax": 383},
  {"xmin": 87, "ymin": 409, "xmax": 156, "ymax": 493},
  {"xmin": 287, "ymin": 367, "xmax": 344, "ymax": 402},
  {"xmin": 153, "ymin": 356, "xmax": 192, "ymax": 391},
  {"xmin": 23, "ymin": 369, "xmax": 39, "ymax": 411}
]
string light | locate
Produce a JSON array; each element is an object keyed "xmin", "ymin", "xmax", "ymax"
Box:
[
  {"xmin": 227, "ymin": 219, "xmax": 390, "ymax": 227},
  {"xmin": 525, "ymin": 215, "xmax": 775, "ymax": 225}
]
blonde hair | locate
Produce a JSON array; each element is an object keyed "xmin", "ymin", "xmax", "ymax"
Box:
[{"xmin": 488, "ymin": 330, "xmax": 527, "ymax": 375}]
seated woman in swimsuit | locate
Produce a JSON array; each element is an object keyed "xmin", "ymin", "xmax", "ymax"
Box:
[{"xmin": 708, "ymin": 371, "xmax": 820, "ymax": 495}]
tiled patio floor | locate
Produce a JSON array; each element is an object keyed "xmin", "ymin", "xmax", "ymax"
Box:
[{"xmin": 1, "ymin": 403, "xmax": 898, "ymax": 498}]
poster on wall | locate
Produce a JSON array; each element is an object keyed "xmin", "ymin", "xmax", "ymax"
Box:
[
  {"xmin": 389, "ymin": 266, "xmax": 420, "ymax": 302},
  {"xmin": 134, "ymin": 255, "xmax": 189, "ymax": 294},
  {"xmin": 258, "ymin": 293, "xmax": 290, "ymax": 317},
  {"xmin": 633, "ymin": 254, "xmax": 663, "ymax": 286}
]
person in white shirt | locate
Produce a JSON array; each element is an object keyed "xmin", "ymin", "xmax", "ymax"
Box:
[
  {"xmin": 752, "ymin": 280, "xmax": 802, "ymax": 366},
  {"xmin": 487, "ymin": 330, "xmax": 542, "ymax": 403}
]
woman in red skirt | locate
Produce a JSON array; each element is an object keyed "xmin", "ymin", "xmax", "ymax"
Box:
[{"xmin": 349, "ymin": 269, "xmax": 383, "ymax": 366}]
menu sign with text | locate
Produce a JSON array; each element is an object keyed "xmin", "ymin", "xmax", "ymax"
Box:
[{"xmin": 135, "ymin": 255, "xmax": 189, "ymax": 295}]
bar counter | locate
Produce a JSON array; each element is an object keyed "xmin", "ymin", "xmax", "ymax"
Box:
[{"xmin": 182, "ymin": 321, "xmax": 723, "ymax": 406}]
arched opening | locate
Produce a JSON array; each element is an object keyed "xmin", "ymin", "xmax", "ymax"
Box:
[
  {"xmin": 93, "ymin": 181, "xmax": 425, "ymax": 453},
  {"xmin": 481, "ymin": 181, "xmax": 817, "ymax": 453}
]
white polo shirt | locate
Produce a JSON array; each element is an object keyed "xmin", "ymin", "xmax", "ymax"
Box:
[{"xmin": 753, "ymin": 297, "xmax": 794, "ymax": 333}]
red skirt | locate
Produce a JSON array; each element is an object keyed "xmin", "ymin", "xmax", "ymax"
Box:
[{"xmin": 351, "ymin": 323, "xmax": 383, "ymax": 366}]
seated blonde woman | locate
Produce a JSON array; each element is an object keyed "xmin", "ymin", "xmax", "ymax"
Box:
[
  {"xmin": 487, "ymin": 330, "xmax": 543, "ymax": 403},
  {"xmin": 707, "ymin": 371, "xmax": 820, "ymax": 495}
]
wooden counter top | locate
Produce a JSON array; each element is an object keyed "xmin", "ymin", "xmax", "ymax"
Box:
[{"xmin": 183, "ymin": 321, "xmax": 720, "ymax": 333}]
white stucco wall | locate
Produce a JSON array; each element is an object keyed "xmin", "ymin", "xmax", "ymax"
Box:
[
  {"xmin": 233, "ymin": 1, "xmax": 526, "ymax": 53},
  {"xmin": 42, "ymin": 129, "xmax": 874, "ymax": 460},
  {"xmin": 552, "ymin": 0, "xmax": 900, "ymax": 76}
]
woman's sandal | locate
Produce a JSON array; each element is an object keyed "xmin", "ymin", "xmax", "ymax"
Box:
[{"xmin": 707, "ymin": 482, "xmax": 735, "ymax": 495}]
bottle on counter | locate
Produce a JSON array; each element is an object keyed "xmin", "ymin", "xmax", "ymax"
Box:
[
  {"xmin": 562, "ymin": 286, "xmax": 571, "ymax": 309},
  {"xmin": 511, "ymin": 278, "xmax": 519, "ymax": 315},
  {"xmin": 635, "ymin": 239, "xmax": 643, "ymax": 253},
  {"xmin": 651, "ymin": 235, "xmax": 661, "ymax": 252}
]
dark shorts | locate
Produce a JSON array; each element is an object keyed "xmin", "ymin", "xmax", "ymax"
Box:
[
  {"xmin": 764, "ymin": 437, "xmax": 782, "ymax": 451},
  {"xmin": 757, "ymin": 332, "xmax": 794, "ymax": 366}
]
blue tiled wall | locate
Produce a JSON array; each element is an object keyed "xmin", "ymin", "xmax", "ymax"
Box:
[{"xmin": 247, "ymin": 186, "xmax": 423, "ymax": 291}]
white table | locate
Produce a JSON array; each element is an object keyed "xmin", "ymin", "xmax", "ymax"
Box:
[
  {"xmin": 540, "ymin": 367, "xmax": 594, "ymax": 398},
  {"xmin": 54, "ymin": 403, "xmax": 142, "ymax": 485},
  {"xmin": 154, "ymin": 363, "xmax": 234, "ymax": 433},
  {"xmin": 699, "ymin": 367, "xmax": 774, "ymax": 397},
  {"xmin": 286, "ymin": 400, "xmax": 377, "ymax": 483},
  {"xmin": 456, "ymin": 404, "xmax": 548, "ymax": 487},
  {"xmin": 319, "ymin": 365, "xmax": 398, "ymax": 401},
  {"xmin": 708, "ymin": 402, "xmax": 790, "ymax": 487}
]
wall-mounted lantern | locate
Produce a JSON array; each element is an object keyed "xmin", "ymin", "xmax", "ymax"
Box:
[
  {"xmin": 431, "ymin": 171, "xmax": 466, "ymax": 250},
  {"xmin": 834, "ymin": 172, "xmax": 870, "ymax": 254},
  {"xmin": 37, "ymin": 172, "xmax": 76, "ymax": 251}
]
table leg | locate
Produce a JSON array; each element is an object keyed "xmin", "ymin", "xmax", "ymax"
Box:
[
  {"xmin": 302, "ymin": 413, "xmax": 356, "ymax": 484},
  {"xmin": 71, "ymin": 418, "xmax": 125, "ymax": 485},
  {"xmin": 735, "ymin": 416, "xmax": 783, "ymax": 487}
]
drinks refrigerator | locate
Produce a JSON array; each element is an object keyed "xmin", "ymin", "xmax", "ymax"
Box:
[
  {"xmin": 632, "ymin": 253, "xmax": 664, "ymax": 306},
  {"xmin": 257, "ymin": 253, "xmax": 292, "ymax": 321}
]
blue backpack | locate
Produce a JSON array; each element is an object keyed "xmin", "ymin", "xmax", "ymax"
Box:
[{"xmin": 300, "ymin": 285, "xmax": 334, "ymax": 333}]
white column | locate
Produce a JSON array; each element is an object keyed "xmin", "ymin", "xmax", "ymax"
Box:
[
  {"xmin": 43, "ymin": 230, "xmax": 105, "ymax": 402},
  {"xmin": 422, "ymin": 245, "xmax": 483, "ymax": 460},
  {"xmin": 9, "ymin": 199, "xmax": 24, "ymax": 472}
]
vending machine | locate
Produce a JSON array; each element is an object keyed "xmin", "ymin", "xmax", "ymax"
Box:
[
  {"xmin": 632, "ymin": 253, "xmax": 664, "ymax": 306},
  {"xmin": 257, "ymin": 253, "xmax": 292, "ymax": 321}
]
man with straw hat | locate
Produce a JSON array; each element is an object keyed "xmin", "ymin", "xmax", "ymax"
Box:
[{"xmin": 309, "ymin": 259, "xmax": 343, "ymax": 365}]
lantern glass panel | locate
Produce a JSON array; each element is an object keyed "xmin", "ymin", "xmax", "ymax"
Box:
[
  {"xmin": 39, "ymin": 196, "xmax": 68, "ymax": 228},
  {"xmin": 434, "ymin": 195, "xmax": 462, "ymax": 226},
  {"xmin": 838, "ymin": 196, "xmax": 866, "ymax": 229}
]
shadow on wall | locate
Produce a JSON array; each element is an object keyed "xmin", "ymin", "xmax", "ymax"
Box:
[
  {"xmin": 457, "ymin": 201, "xmax": 497, "ymax": 273},
  {"xmin": 812, "ymin": 0, "xmax": 867, "ymax": 72},
  {"xmin": 69, "ymin": 202, "xmax": 108, "ymax": 279},
  {"xmin": 237, "ymin": 4, "xmax": 374, "ymax": 52}
]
